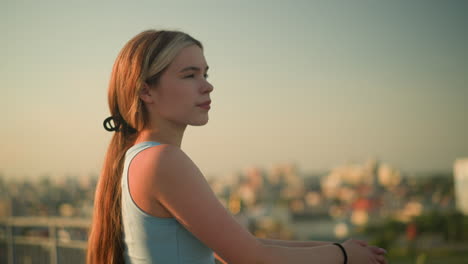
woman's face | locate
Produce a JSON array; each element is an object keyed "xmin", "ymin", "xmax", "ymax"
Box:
[{"xmin": 149, "ymin": 45, "xmax": 213, "ymax": 127}]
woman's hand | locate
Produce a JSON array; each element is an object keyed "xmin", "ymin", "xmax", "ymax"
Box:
[
  {"xmin": 342, "ymin": 239, "xmax": 387, "ymax": 264},
  {"xmin": 353, "ymin": 239, "xmax": 387, "ymax": 264}
]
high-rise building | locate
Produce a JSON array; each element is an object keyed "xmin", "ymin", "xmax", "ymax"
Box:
[{"xmin": 454, "ymin": 158, "xmax": 468, "ymax": 215}]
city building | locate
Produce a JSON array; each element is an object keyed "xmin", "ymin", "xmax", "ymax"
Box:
[{"xmin": 454, "ymin": 158, "xmax": 468, "ymax": 215}]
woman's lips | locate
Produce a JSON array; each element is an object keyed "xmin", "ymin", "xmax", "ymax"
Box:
[
  {"xmin": 197, "ymin": 100, "xmax": 211, "ymax": 110},
  {"xmin": 198, "ymin": 104, "xmax": 211, "ymax": 110}
]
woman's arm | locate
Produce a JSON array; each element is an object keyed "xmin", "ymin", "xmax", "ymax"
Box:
[
  {"xmin": 262, "ymin": 239, "xmax": 387, "ymax": 264},
  {"xmin": 141, "ymin": 145, "xmax": 381, "ymax": 264},
  {"xmin": 217, "ymin": 239, "xmax": 385, "ymax": 264},
  {"xmin": 257, "ymin": 238, "xmax": 331, "ymax": 247}
]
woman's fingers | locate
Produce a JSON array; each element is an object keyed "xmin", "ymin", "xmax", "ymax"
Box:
[
  {"xmin": 371, "ymin": 254, "xmax": 386, "ymax": 264},
  {"xmin": 369, "ymin": 245, "xmax": 387, "ymax": 264},
  {"xmin": 363, "ymin": 245, "xmax": 386, "ymax": 264},
  {"xmin": 369, "ymin": 245, "xmax": 387, "ymax": 255},
  {"xmin": 376, "ymin": 254, "xmax": 387, "ymax": 264},
  {"xmin": 354, "ymin": 239, "xmax": 369, "ymax": 247}
]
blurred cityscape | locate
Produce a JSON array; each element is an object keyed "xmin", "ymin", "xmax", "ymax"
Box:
[{"xmin": 0, "ymin": 158, "xmax": 467, "ymax": 264}]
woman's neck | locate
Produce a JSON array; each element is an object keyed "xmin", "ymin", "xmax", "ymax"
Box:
[{"xmin": 135, "ymin": 125, "xmax": 185, "ymax": 148}]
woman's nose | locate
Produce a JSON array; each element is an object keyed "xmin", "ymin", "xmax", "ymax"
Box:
[{"xmin": 202, "ymin": 80, "xmax": 214, "ymax": 93}]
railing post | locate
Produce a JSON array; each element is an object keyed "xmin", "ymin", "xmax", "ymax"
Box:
[
  {"xmin": 6, "ymin": 222, "xmax": 14, "ymax": 264},
  {"xmin": 49, "ymin": 223, "xmax": 58, "ymax": 264}
]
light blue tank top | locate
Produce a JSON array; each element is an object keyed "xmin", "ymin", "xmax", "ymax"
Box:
[{"xmin": 121, "ymin": 141, "xmax": 216, "ymax": 264}]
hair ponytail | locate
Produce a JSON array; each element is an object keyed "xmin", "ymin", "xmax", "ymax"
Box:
[{"xmin": 87, "ymin": 132, "xmax": 135, "ymax": 264}]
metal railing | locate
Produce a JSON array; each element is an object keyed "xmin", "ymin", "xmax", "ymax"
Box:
[{"xmin": 0, "ymin": 217, "xmax": 90, "ymax": 264}]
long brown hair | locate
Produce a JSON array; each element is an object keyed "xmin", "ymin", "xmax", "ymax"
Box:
[{"xmin": 87, "ymin": 29, "xmax": 202, "ymax": 264}]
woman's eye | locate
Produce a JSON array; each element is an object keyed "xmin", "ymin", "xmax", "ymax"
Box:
[{"xmin": 184, "ymin": 74, "xmax": 209, "ymax": 79}]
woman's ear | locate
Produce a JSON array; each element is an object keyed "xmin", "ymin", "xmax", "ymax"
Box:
[{"xmin": 139, "ymin": 82, "xmax": 155, "ymax": 104}]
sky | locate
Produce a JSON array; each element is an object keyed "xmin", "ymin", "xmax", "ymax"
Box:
[{"xmin": 1, "ymin": 0, "xmax": 467, "ymax": 180}]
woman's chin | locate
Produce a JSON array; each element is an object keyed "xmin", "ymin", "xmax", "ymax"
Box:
[{"xmin": 190, "ymin": 117, "xmax": 209, "ymax": 126}]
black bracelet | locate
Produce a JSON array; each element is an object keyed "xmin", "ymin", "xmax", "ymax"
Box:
[{"xmin": 332, "ymin": 243, "xmax": 348, "ymax": 264}]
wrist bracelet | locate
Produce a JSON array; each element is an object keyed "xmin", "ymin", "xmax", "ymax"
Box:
[{"xmin": 332, "ymin": 243, "xmax": 348, "ymax": 264}]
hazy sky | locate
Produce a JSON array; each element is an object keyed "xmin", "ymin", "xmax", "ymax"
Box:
[{"xmin": 1, "ymin": 0, "xmax": 467, "ymax": 179}]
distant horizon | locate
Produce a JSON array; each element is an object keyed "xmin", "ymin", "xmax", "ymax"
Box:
[{"xmin": 0, "ymin": 158, "xmax": 461, "ymax": 182}]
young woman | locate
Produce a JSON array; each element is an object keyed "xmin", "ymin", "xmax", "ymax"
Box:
[{"xmin": 87, "ymin": 29, "xmax": 387, "ymax": 264}]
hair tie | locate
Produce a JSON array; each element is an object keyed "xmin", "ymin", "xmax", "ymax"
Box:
[
  {"xmin": 103, "ymin": 116, "xmax": 121, "ymax": 132},
  {"xmin": 103, "ymin": 115, "xmax": 138, "ymax": 134}
]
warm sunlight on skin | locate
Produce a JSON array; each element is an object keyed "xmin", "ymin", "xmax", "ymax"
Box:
[
  {"xmin": 136, "ymin": 45, "xmax": 214, "ymax": 147},
  {"xmin": 146, "ymin": 45, "xmax": 212, "ymax": 126}
]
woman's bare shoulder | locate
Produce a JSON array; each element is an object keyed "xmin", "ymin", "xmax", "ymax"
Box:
[
  {"xmin": 132, "ymin": 144, "xmax": 263, "ymax": 263},
  {"xmin": 130, "ymin": 143, "xmax": 197, "ymax": 180}
]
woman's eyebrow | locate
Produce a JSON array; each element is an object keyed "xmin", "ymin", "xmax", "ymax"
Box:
[{"xmin": 179, "ymin": 65, "xmax": 209, "ymax": 73}]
